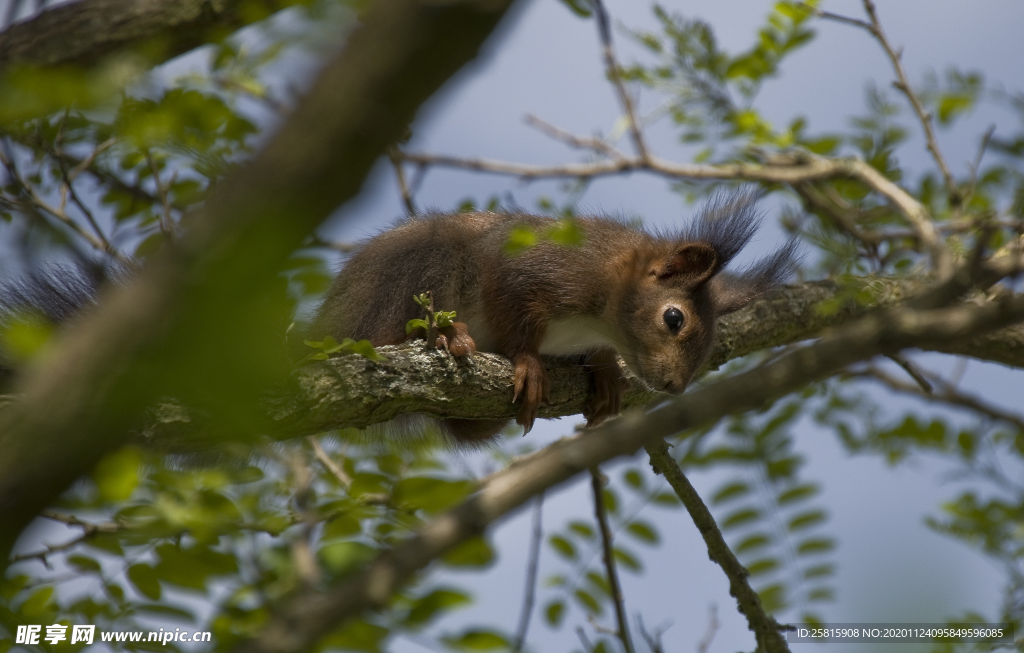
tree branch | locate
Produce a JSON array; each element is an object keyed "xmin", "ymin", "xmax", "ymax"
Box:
[
  {"xmin": 0, "ymin": 0, "xmax": 306, "ymax": 70},
  {"xmin": 590, "ymin": 468, "xmax": 635, "ymax": 653}
]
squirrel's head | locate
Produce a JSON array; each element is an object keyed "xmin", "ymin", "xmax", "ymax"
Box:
[{"xmin": 615, "ymin": 192, "xmax": 798, "ymax": 394}]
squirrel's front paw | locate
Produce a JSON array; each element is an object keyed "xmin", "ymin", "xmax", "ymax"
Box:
[
  {"xmin": 512, "ymin": 353, "xmax": 550, "ymax": 434},
  {"xmin": 440, "ymin": 321, "xmax": 476, "ymax": 357},
  {"xmin": 582, "ymin": 349, "xmax": 628, "ymax": 427}
]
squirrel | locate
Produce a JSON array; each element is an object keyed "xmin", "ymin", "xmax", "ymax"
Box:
[{"xmin": 313, "ymin": 192, "xmax": 797, "ymax": 443}]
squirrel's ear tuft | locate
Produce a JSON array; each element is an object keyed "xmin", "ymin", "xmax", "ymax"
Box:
[
  {"xmin": 657, "ymin": 243, "xmax": 719, "ymax": 284},
  {"xmin": 709, "ymin": 238, "xmax": 800, "ymax": 314}
]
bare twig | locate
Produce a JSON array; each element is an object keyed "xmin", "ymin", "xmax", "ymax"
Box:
[
  {"xmin": 590, "ymin": 467, "xmax": 635, "ymax": 653},
  {"xmin": 512, "ymin": 492, "xmax": 544, "ymax": 653},
  {"xmin": 388, "ymin": 146, "xmax": 418, "ymax": 216},
  {"xmin": 590, "ymin": 0, "xmax": 648, "ymax": 162},
  {"xmin": 288, "ymin": 449, "xmax": 321, "ymax": 587},
  {"xmin": 887, "ymin": 354, "xmax": 933, "ymax": 393},
  {"xmin": 145, "ymin": 150, "xmax": 176, "ymax": 237},
  {"xmin": 965, "ymin": 124, "xmax": 996, "ymax": 204},
  {"xmin": 636, "ymin": 615, "xmax": 670, "ymax": 653},
  {"xmin": 307, "ymin": 436, "xmax": 352, "ymax": 487},
  {"xmin": 524, "ymin": 114, "xmax": 624, "ymax": 158},
  {"xmin": 696, "ymin": 605, "xmax": 720, "ymax": 653},
  {"xmin": 11, "ymin": 511, "xmax": 121, "ymax": 564},
  {"xmin": 0, "ymin": 141, "xmax": 129, "ymax": 263},
  {"xmin": 854, "ymin": 367, "xmax": 1024, "ymax": 432},
  {"xmin": 54, "ymin": 122, "xmax": 114, "ymax": 252},
  {"xmin": 645, "ymin": 440, "xmax": 790, "ymax": 653},
  {"xmin": 576, "ymin": 626, "xmax": 596, "ymax": 653}
]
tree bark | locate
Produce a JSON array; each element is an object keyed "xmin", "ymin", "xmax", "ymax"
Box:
[{"xmin": 0, "ymin": 0, "xmax": 305, "ymax": 70}]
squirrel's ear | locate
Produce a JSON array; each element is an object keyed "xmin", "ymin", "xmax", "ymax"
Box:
[{"xmin": 657, "ymin": 243, "xmax": 719, "ymax": 284}]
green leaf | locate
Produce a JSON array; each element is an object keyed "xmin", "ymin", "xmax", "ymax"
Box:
[
  {"xmin": 404, "ymin": 588, "xmax": 472, "ymax": 627},
  {"xmin": 721, "ymin": 507, "xmax": 761, "ymax": 530},
  {"xmin": 787, "ymin": 510, "xmax": 827, "ymax": 531},
  {"xmin": 796, "ymin": 537, "xmax": 835, "ymax": 555},
  {"xmin": 622, "ymin": 468, "xmax": 645, "ymax": 490},
  {"xmin": 735, "ymin": 533, "xmax": 772, "ymax": 554},
  {"xmin": 319, "ymin": 541, "xmax": 375, "ymax": 575},
  {"xmin": 322, "ymin": 513, "xmax": 362, "ymax": 539},
  {"xmin": 443, "ymin": 629, "xmax": 509, "ymax": 651},
  {"xmin": 745, "ymin": 557, "xmax": 779, "ymax": 576},
  {"xmin": 435, "ymin": 310, "xmax": 457, "ymax": 328},
  {"xmin": 548, "ymin": 535, "xmax": 577, "ymax": 560},
  {"xmin": 545, "ymin": 600, "xmax": 566, "ymax": 626},
  {"xmin": 504, "ymin": 226, "xmax": 539, "ymax": 255},
  {"xmin": 558, "ymin": 0, "xmax": 593, "ymax": 17},
  {"xmin": 93, "ymin": 447, "xmax": 142, "ymax": 502},
  {"xmin": 613, "ymin": 547, "xmax": 642, "ymax": 573},
  {"xmin": 712, "ymin": 481, "xmax": 751, "ymax": 505},
  {"xmin": 651, "ymin": 491, "xmax": 681, "ymax": 507},
  {"xmin": 392, "ymin": 477, "xmax": 474, "ymax": 514},
  {"xmin": 778, "ymin": 483, "xmax": 818, "ymax": 505},
  {"xmin": 127, "ymin": 563, "xmax": 162, "ymax": 600},
  {"xmin": 803, "ymin": 563, "xmax": 834, "ymax": 579},
  {"xmin": 443, "ymin": 536, "xmax": 495, "ymax": 568},
  {"xmin": 568, "ymin": 520, "xmax": 595, "ymax": 539},
  {"xmin": 625, "ymin": 520, "xmax": 660, "ymax": 545},
  {"xmin": 406, "ymin": 318, "xmax": 429, "ymax": 335},
  {"xmin": 573, "ymin": 588, "xmax": 602, "ymax": 614}
]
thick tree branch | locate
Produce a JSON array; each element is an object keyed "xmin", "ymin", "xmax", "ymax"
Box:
[
  {"xmin": 106, "ymin": 279, "xmax": 1024, "ymax": 449},
  {"xmin": 240, "ymin": 293, "xmax": 1024, "ymax": 653},
  {"xmin": 0, "ymin": 0, "xmax": 518, "ymax": 564},
  {"xmin": 0, "ymin": 0, "xmax": 306, "ymax": 70}
]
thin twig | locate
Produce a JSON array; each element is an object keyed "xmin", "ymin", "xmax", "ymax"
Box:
[
  {"xmin": 524, "ymin": 114, "xmax": 624, "ymax": 158},
  {"xmin": 145, "ymin": 150, "xmax": 176, "ymax": 238},
  {"xmin": 965, "ymin": 124, "xmax": 996, "ymax": 205},
  {"xmin": 590, "ymin": 0, "xmax": 648, "ymax": 162},
  {"xmin": 887, "ymin": 354, "xmax": 933, "ymax": 393},
  {"xmin": 388, "ymin": 146, "xmax": 417, "ymax": 216},
  {"xmin": 55, "ymin": 124, "xmax": 113, "ymax": 253},
  {"xmin": 288, "ymin": 449, "xmax": 321, "ymax": 587},
  {"xmin": 512, "ymin": 492, "xmax": 544, "ymax": 653},
  {"xmin": 636, "ymin": 615, "xmax": 670, "ymax": 653},
  {"xmin": 576, "ymin": 626, "xmax": 595, "ymax": 653},
  {"xmin": 11, "ymin": 512, "xmax": 121, "ymax": 564},
  {"xmin": 854, "ymin": 367, "xmax": 1024, "ymax": 431},
  {"xmin": 696, "ymin": 605, "xmax": 720, "ymax": 653},
  {"xmin": 0, "ymin": 140, "xmax": 129, "ymax": 263},
  {"xmin": 307, "ymin": 436, "xmax": 352, "ymax": 487},
  {"xmin": 645, "ymin": 440, "xmax": 791, "ymax": 653},
  {"xmin": 590, "ymin": 467, "xmax": 635, "ymax": 653}
]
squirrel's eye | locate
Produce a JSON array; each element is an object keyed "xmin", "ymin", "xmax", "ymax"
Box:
[{"xmin": 663, "ymin": 307, "xmax": 684, "ymax": 333}]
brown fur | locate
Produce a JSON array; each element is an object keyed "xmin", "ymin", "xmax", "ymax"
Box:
[{"xmin": 314, "ymin": 194, "xmax": 796, "ymax": 443}]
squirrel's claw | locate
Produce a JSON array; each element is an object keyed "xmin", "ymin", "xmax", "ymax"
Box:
[{"xmin": 513, "ymin": 353, "xmax": 549, "ymax": 434}]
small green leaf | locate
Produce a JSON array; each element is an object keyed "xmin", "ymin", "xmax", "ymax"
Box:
[
  {"xmin": 735, "ymin": 533, "xmax": 772, "ymax": 554},
  {"xmin": 625, "ymin": 521, "xmax": 660, "ymax": 545},
  {"xmin": 796, "ymin": 537, "xmax": 835, "ymax": 555},
  {"xmin": 443, "ymin": 536, "xmax": 495, "ymax": 568},
  {"xmin": 573, "ymin": 588, "xmax": 602, "ymax": 614},
  {"xmin": 406, "ymin": 318, "xmax": 429, "ymax": 335},
  {"xmin": 746, "ymin": 557, "xmax": 779, "ymax": 577},
  {"xmin": 93, "ymin": 447, "xmax": 141, "ymax": 502},
  {"xmin": 712, "ymin": 481, "xmax": 751, "ymax": 505},
  {"xmin": 548, "ymin": 535, "xmax": 577, "ymax": 560},
  {"xmin": 721, "ymin": 507, "xmax": 761, "ymax": 530},
  {"xmin": 404, "ymin": 588, "xmax": 471, "ymax": 627},
  {"xmin": 319, "ymin": 541, "xmax": 375, "ymax": 575},
  {"xmin": 504, "ymin": 226, "xmax": 539, "ymax": 255},
  {"xmin": 545, "ymin": 600, "xmax": 566, "ymax": 626},
  {"xmin": 443, "ymin": 629, "xmax": 509, "ymax": 651},
  {"xmin": 622, "ymin": 468, "xmax": 644, "ymax": 490},
  {"xmin": 613, "ymin": 547, "xmax": 642, "ymax": 572},
  {"xmin": 787, "ymin": 510, "xmax": 827, "ymax": 531},
  {"xmin": 128, "ymin": 563, "xmax": 162, "ymax": 600}
]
